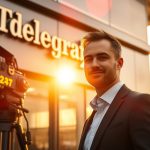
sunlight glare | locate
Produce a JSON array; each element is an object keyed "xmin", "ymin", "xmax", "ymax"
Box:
[{"xmin": 56, "ymin": 66, "xmax": 76, "ymax": 85}]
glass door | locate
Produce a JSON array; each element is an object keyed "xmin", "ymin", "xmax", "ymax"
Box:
[
  {"xmin": 22, "ymin": 78, "xmax": 50, "ymax": 150},
  {"xmin": 58, "ymin": 84, "xmax": 84, "ymax": 150}
]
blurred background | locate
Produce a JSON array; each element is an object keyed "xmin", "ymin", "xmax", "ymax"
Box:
[{"xmin": 0, "ymin": 0, "xmax": 150, "ymax": 149}]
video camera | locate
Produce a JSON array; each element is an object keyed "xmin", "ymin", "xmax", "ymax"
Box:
[
  {"xmin": 0, "ymin": 46, "xmax": 31, "ymax": 149},
  {"xmin": 0, "ymin": 46, "xmax": 29, "ymax": 109}
]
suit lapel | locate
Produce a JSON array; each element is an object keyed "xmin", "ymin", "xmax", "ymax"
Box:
[
  {"xmin": 90, "ymin": 85, "xmax": 130, "ymax": 150},
  {"xmin": 78, "ymin": 110, "xmax": 96, "ymax": 150}
]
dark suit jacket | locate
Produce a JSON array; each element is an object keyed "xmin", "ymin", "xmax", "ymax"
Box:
[{"xmin": 78, "ymin": 85, "xmax": 150, "ymax": 150}]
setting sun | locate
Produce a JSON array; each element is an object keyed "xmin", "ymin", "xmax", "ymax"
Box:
[{"xmin": 56, "ymin": 66, "xmax": 76, "ymax": 85}]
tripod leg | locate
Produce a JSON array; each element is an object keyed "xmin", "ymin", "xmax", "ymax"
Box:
[
  {"xmin": 0, "ymin": 123, "xmax": 13, "ymax": 150},
  {"xmin": 15, "ymin": 123, "xmax": 28, "ymax": 150},
  {"xmin": 0, "ymin": 132, "xmax": 2, "ymax": 149},
  {"xmin": 0, "ymin": 123, "xmax": 18, "ymax": 150},
  {"xmin": 1, "ymin": 131, "xmax": 9, "ymax": 150}
]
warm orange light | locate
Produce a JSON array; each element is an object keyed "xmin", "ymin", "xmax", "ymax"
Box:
[
  {"xmin": 86, "ymin": 106, "xmax": 93, "ymax": 119},
  {"xmin": 27, "ymin": 87, "xmax": 35, "ymax": 93},
  {"xmin": 146, "ymin": 26, "xmax": 150, "ymax": 72},
  {"xmin": 21, "ymin": 112, "xmax": 49, "ymax": 128},
  {"xmin": 147, "ymin": 26, "xmax": 150, "ymax": 45},
  {"xmin": 59, "ymin": 108, "xmax": 76, "ymax": 126},
  {"xmin": 56, "ymin": 66, "xmax": 76, "ymax": 85}
]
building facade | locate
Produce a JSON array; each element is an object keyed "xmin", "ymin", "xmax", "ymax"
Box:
[{"xmin": 0, "ymin": 0, "xmax": 150, "ymax": 150}]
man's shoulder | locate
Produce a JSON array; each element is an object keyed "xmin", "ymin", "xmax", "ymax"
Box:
[
  {"xmin": 121, "ymin": 85, "xmax": 150, "ymax": 97},
  {"xmin": 128, "ymin": 89, "xmax": 150, "ymax": 99},
  {"xmin": 125, "ymin": 90, "xmax": 150, "ymax": 110},
  {"xmin": 121, "ymin": 85, "xmax": 150, "ymax": 104}
]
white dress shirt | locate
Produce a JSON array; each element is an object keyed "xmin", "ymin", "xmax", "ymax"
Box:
[{"xmin": 83, "ymin": 82, "xmax": 123, "ymax": 150}]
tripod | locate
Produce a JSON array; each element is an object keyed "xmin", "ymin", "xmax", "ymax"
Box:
[{"xmin": 0, "ymin": 109, "xmax": 30, "ymax": 150}]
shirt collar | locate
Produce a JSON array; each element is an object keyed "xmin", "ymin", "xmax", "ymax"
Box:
[
  {"xmin": 101, "ymin": 82, "xmax": 124, "ymax": 104},
  {"xmin": 90, "ymin": 82, "xmax": 124, "ymax": 110}
]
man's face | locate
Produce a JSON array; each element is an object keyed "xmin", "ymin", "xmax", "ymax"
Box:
[{"xmin": 84, "ymin": 39, "xmax": 123, "ymax": 89}]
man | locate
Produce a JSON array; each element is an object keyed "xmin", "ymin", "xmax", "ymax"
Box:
[{"xmin": 78, "ymin": 30, "xmax": 150, "ymax": 150}]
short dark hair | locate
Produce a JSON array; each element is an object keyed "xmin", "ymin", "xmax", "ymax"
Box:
[{"xmin": 81, "ymin": 30, "xmax": 122, "ymax": 59}]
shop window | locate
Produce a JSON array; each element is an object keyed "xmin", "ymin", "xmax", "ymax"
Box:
[
  {"xmin": 58, "ymin": 84, "xmax": 84, "ymax": 150},
  {"xmin": 85, "ymin": 88, "xmax": 96, "ymax": 119},
  {"xmin": 22, "ymin": 78, "xmax": 49, "ymax": 150}
]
